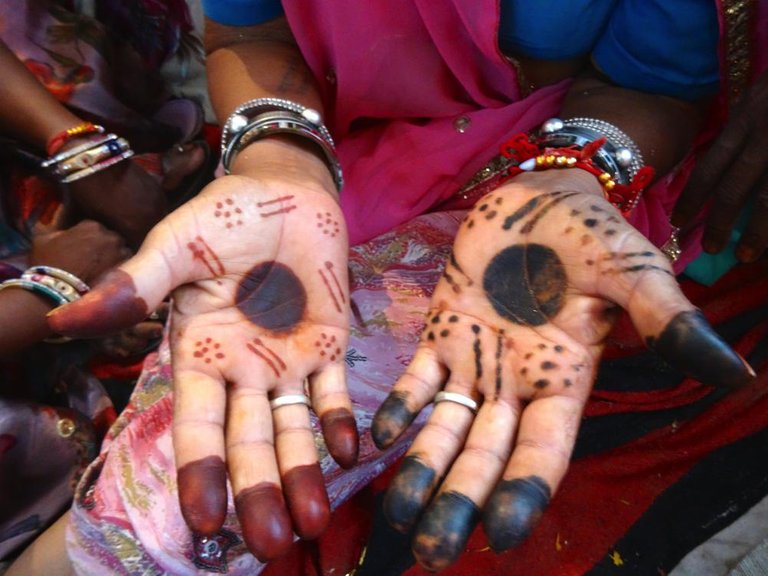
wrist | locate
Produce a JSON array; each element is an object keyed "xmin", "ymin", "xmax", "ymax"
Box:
[{"xmin": 229, "ymin": 136, "xmax": 340, "ymax": 201}]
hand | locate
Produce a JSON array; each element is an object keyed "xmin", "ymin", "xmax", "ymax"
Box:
[
  {"xmin": 67, "ymin": 159, "xmax": 169, "ymax": 249},
  {"xmin": 48, "ymin": 174, "xmax": 358, "ymax": 561},
  {"xmin": 372, "ymin": 170, "xmax": 754, "ymax": 572},
  {"xmin": 672, "ymin": 69, "xmax": 768, "ymax": 262},
  {"xmin": 95, "ymin": 302, "xmax": 168, "ymax": 359},
  {"xmin": 29, "ymin": 219, "xmax": 131, "ymax": 285}
]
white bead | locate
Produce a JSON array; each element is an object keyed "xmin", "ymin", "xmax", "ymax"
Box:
[
  {"xmin": 540, "ymin": 118, "xmax": 564, "ymax": 134},
  {"xmin": 228, "ymin": 114, "xmax": 249, "ymax": 133},
  {"xmin": 519, "ymin": 158, "xmax": 537, "ymax": 171},
  {"xmin": 302, "ymin": 108, "xmax": 322, "ymax": 124},
  {"xmin": 615, "ymin": 147, "xmax": 633, "ymax": 167}
]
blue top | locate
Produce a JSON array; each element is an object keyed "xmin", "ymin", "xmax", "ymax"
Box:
[{"xmin": 201, "ymin": 0, "xmax": 720, "ymax": 101}]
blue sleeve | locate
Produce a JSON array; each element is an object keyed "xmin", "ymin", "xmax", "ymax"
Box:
[
  {"xmin": 592, "ymin": 0, "xmax": 720, "ymax": 100},
  {"xmin": 201, "ymin": 0, "xmax": 284, "ymax": 26},
  {"xmin": 499, "ymin": 0, "xmax": 618, "ymax": 60}
]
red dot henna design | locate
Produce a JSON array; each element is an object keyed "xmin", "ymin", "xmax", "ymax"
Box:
[
  {"xmin": 315, "ymin": 333, "xmax": 343, "ymax": 362},
  {"xmin": 316, "ymin": 211, "xmax": 341, "ymax": 237},
  {"xmin": 214, "ymin": 197, "xmax": 244, "ymax": 229},
  {"xmin": 187, "ymin": 236, "xmax": 226, "ymax": 285},
  {"xmin": 245, "ymin": 338, "xmax": 287, "ymax": 378},
  {"xmin": 317, "ymin": 261, "xmax": 346, "ymax": 313},
  {"xmin": 193, "ymin": 338, "xmax": 226, "ymax": 364},
  {"xmin": 258, "ymin": 195, "xmax": 297, "ymax": 218}
]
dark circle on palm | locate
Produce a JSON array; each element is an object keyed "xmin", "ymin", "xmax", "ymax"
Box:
[
  {"xmin": 483, "ymin": 244, "xmax": 566, "ymax": 326},
  {"xmin": 236, "ymin": 261, "xmax": 306, "ymax": 332}
]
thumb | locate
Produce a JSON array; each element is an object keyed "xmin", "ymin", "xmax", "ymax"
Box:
[
  {"xmin": 602, "ymin": 266, "xmax": 754, "ymax": 388},
  {"xmin": 48, "ymin": 247, "xmax": 174, "ymax": 338}
]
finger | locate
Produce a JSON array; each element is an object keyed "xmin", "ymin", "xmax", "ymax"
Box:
[
  {"xmin": 310, "ymin": 362, "xmax": 359, "ymax": 469},
  {"xmin": 48, "ymin": 248, "xmax": 175, "ymax": 338},
  {"xmin": 173, "ymin": 369, "xmax": 228, "ymax": 537},
  {"xmin": 271, "ymin": 382, "xmax": 330, "ymax": 541},
  {"xmin": 410, "ymin": 399, "xmax": 516, "ymax": 571},
  {"xmin": 128, "ymin": 321, "xmax": 165, "ymax": 341},
  {"xmin": 482, "ymin": 394, "xmax": 584, "ymax": 551},
  {"xmin": 734, "ymin": 181, "xmax": 768, "ymax": 262},
  {"xmin": 671, "ymin": 115, "xmax": 749, "ymax": 228},
  {"xmin": 383, "ymin": 381, "xmax": 478, "ymax": 534},
  {"xmin": 371, "ymin": 345, "xmax": 448, "ymax": 449},
  {"xmin": 595, "ymin": 244, "xmax": 754, "ymax": 387},
  {"xmin": 226, "ymin": 386, "xmax": 293, "ymax": 562}
]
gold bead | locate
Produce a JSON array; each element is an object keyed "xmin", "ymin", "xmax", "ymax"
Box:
[
  {"xmin": 545, "ymin": 155, "xmax": 555, "ymax": 166},
  {"xmin": 598, "ymin": 172, "xmax": 611, "ymax": 183},
  {"xmin": 555, "ymin": 156, "xmax": 568, "ymax": 166},
  {"xmin": 603, "ymin": 180, "xmax": 616, "ymax": 191},
  {"xmin": 536, "ymin": 155, "xmax": 546, "ymax": 166},
  {"xmin": 566, "ymin": 157, "xmax": 577, "ymax": 166}
]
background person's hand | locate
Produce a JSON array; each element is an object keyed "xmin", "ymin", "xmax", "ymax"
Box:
[
  {"xmin": 48, "ymin": 172, "xmax": 358, "ymax": 562},
  {"xmin": 29, "ymin": 219, "xmax": 131, "ymax": 284},
  {"xmin": 372, "ymin": 169, "xmax": 754, "ymax": 572},
  {"xmin": 672, "ymin": 69, "xmax": 768, "ymax": 262}
]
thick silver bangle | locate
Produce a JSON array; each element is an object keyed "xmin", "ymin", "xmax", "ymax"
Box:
[
  {"xmin": 537, "ymin": 117, "xmax": 645, "ymax": 185},
  {"xmin": 220, "ymin": 98, "xmax": 343, "ymax": 192}
]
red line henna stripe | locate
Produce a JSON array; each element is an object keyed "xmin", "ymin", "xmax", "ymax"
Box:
[
  {"xmin": 258, "ymin": 195, "xmax": 297, "ymax": 218},
  {"xmin": 324, "ymin": 261, "xmax": 346, "ymax": 303},
  {"xmin": 257, "ymin": 195, "xmax": 295, "ymax": 207},
  {"xmin": 246, "ymin": 338, "xmax": 287, "ymax": 377},
  {"xmin": 318, "ymin": 268, "xmax": 342, "ymax": 313},
  {"xmin": 260, "ymin": 206, "xmax": 297, "ymax": 217},
  {"xmin": 198, "ymin": 236, "xmax": 224, "ymax": 275}
]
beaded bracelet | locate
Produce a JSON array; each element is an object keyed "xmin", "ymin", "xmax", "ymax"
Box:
[{"xmin": 47, "ymin": 122, "xmax": 105, "ymax": 156}]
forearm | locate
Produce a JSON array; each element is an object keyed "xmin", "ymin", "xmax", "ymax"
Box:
[
  {"xmin": 0, "ymin": 289, "xmax": 55, "ymax": 357},
  {"xmin": 205, "ymin": 17, "xmax": 323, "ymax": 122},
  {"xmin": 0, "ymin": 40, "xmax": 83, "ymax": 152},
  {"xmin": 559, "ymin": 71, "xmax": 707, "ymax": 177}
]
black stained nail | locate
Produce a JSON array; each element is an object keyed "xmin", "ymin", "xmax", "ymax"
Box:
[
  {"xmin": 646, "ymin": 310, "xmax": 755, "ymax": 387},
  {"xmin": 483, "ymin": 244, "xmax": 566, "ymax": 326},
  {"xmin": 482, "ymin": 476, "xmax": 551, "ymax": 551},
  {"xmin": 383, "ymin": 456, "xmax": 438, "ymax": 532},
  {"xmin": 412, "ymin": 491, "xmax": 480, "ymax": 572},
  {"xmin": 371, "ymin": 392, "xmax": 416, "ymax": 449}
]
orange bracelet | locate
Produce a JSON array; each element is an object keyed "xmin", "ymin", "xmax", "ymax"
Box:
[{"xmin": 46, "ymin": 122, "xmax": 105, "ymax": 156}]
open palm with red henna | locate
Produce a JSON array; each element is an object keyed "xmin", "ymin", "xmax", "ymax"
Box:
[
  {"xmin": 48, "ymin": 174, "xmax": 357, "ymax": 562},
  {"xmin": 371, "ymin": 169, "xmax": 755, "ymax": 572}
]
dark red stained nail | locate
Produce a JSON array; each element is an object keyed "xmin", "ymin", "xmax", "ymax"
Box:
[
  {"xmin": 320, "ymin": 408, "xmax": 359, "ymax": 469},
  {"xmin": 48, "ymin": 269, "xmax": 148, "ymax": 337},
  {"xmin": 235, "ymin": 483, "xmax": 293, "ymax": 562},
  {"xmin": 282, "ymin": 463, "xmax": 330, "ymax": 540},
  {"xmin": 177, "ymin": 456, "xmax": 228, "ymax": 536}
]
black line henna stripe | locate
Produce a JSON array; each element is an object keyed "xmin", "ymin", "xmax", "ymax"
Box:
[
  {"xmin": 501, "ymin": 192, "xmax": 563, "ymax": 231},
  {"xmin": 472, "ymin": 325, "xmax": 482, "ymax": 381},
  {"xmin": 519, "ymin": 192, "xmax": 579, "ymax": 234}
]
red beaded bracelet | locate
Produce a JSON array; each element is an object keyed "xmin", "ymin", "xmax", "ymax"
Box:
[
  {"xmin": 498, "ymin": 132, "xmax": 655, "ymax": 218},
  {"xmin": 46, "ymin": 122, "xmax": 105, "ymax": 156}
]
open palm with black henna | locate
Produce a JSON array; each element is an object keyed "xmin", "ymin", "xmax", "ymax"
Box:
[
  {"xmin": 371, "ymin": 169, "xmax": 755, "ymax": 572},
  {"xmin": 48, "ymin": 173, "xmax": 357, "ymax": 562}
]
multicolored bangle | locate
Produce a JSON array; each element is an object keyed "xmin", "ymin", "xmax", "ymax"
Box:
[
  {"xmin": 40, "ymin": 133, "xmax": 134, "ymax": 184},
  {"xmin": 0, "ymin": 278, "xmax": 70, "ymax": 307},
  {"xmin": 46, "ymin": 122, "xmax": 105, "ymax": 156}
]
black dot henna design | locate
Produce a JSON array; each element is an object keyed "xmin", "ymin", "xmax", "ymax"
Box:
[
  {"xmin": 236, "ymin": 261, "xmax": 306, "ymax": 332},
  {"xmin": 245, "ymin": 338, "xmax": 287, "ymax": 378},
  {"xmin": 315, "ymin": 333, "xmax": 343, "ymax": 362},
  {"xmin": 193, "ymin": 338, "xmax": 226, "ymax": 364},
  {"xmin": 187, "ymin": 235, "xmax": 225, "ymax": 285},
  {"xmin": 483, "ymin": 244, "xmax": 566, "ymax": 326},
  {"xmin": 317, "ymin": 261, "xmax": 346, "ymax": 313},
  {"xmin": 257, "ymin": 194, "xmax": 297, "ymax": 218},
  {"xmin": 214, "ymin": 198, "xmax": 243, "ymax": 229},
  {"xmin": 316, "ymin": 211, "xmax": 341, "ymax": 237}
]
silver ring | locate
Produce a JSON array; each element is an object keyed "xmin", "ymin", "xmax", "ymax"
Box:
[
  {"xmin": 269, "ymin": 394, "xmax": 312, "ymax": 411},
  {"xmin": 434, "ymin": 391, "xmax": 479, "ymax": 414}
]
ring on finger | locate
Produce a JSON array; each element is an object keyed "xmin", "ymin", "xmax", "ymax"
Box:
[
  {"xmin": 270, "ymin": 393, "xmax": 312, "ymax": 411},
  {"xmin": 434, "ymin": 391, "xmax": 479, "ymax": 415}
]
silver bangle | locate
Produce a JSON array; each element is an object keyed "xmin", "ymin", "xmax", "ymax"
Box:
[
  {"xmin": 59, "ymin": 149, "xmax": 135, "ymax": 183},
  {"xmin": 40, "ymin": 134, "xmax": 119, "ymax": 169},
  {"xmin": 538, "ymin": 117, "xmax": 645, "ymax": 185},
  {"xmin": 220, "ymin": 98, "xmax": 343, "ymax": 191}
]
